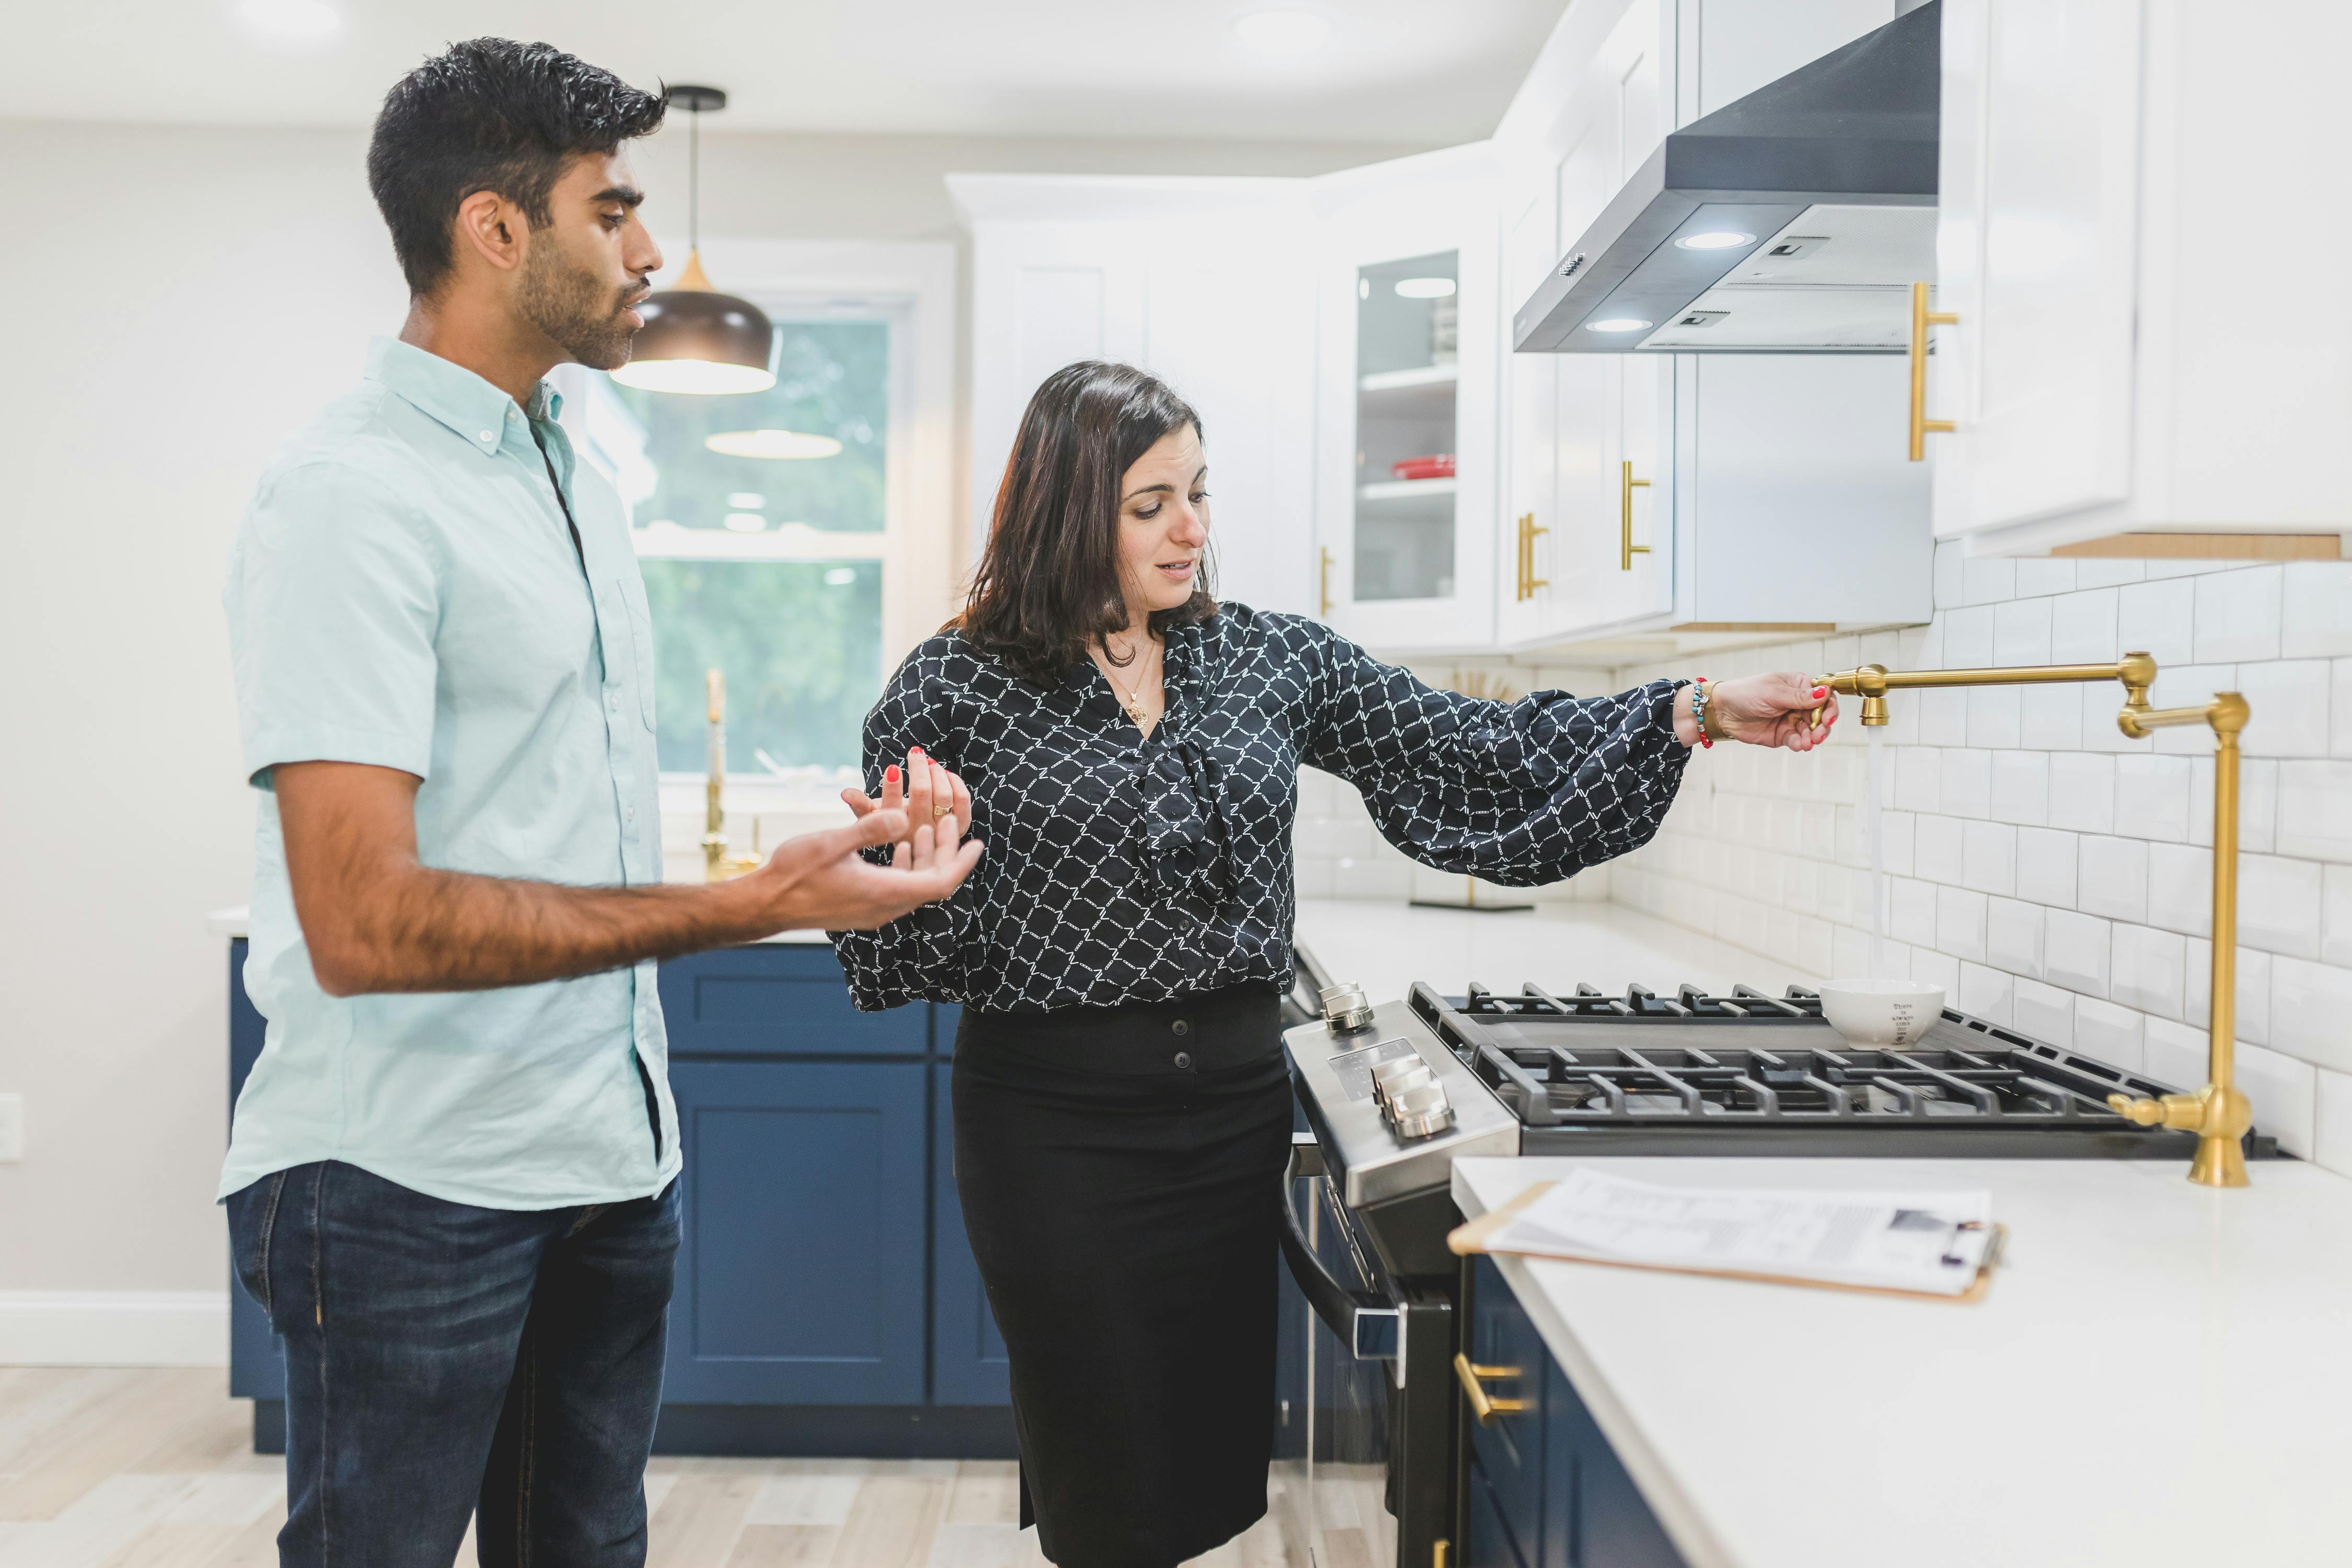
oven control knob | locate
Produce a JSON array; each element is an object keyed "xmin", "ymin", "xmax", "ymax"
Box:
[
  {"xmin": 1319, "ymin": 983, "xmax": 1376, "ymax": 1034},
  {"xmin": 1388, "ymin": 1083, "xmax": 1455, "ymax": 1139}
]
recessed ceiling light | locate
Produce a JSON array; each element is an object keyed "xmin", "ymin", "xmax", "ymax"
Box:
[
  {"xmin": 1587, "ymin": 318, "xmax": 1653, "ymax": 333},
  {"xmin": 1675, "ymin": 230, "xmax": 1756, "ymax": 251},
  {"xmin": 705, "ymin": 430, "xmax": 845, "ymax": 460},
  {"xmin": 1393, "ymin": 277, "xmax": 1457, "ymax": 299},
  {"xmin": 722, "ymin": 512, "xmax": 768, "ymax": 533},
  {"xmin": 726, "ymin": 492, "xmax": 766, "ymax": 509},
  {"xmin": 236, "ymin": 0, "xmax": 341, "ymax": 38},
  {"xmin": 1234, "ymin": 9, "xmax": 1333, "ymax": 55}
]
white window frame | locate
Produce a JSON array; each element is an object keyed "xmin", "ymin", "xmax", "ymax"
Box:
[{"xmin": 555, "ymin": 239, "xmax": 958, "ymax": 811}]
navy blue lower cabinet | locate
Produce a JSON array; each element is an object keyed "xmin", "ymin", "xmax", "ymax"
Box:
[
  {"xmin": 1468, "ymin": 1255, "xmax": 1549, "ymax": 1564},
  {"xmin": 1542, "ymin": 1357, "xmax": 1685, "ymax": 1568},
  {"xmin": 1467, "ymin": 1454, "xmax": 1532, "ymax": 1568},
  {"xmin": 659, "ymin": 945, "xmax": 928, "ymax": 1057},
  {"xmin": 664, "ymin": 1058, "xmax": 930, "ymax": 1404},
  {"xmin": 930, "ymin": 1059, "xmax": 1013, "ymax": 1405}
]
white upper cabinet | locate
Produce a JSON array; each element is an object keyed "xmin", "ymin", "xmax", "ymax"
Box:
[
  {"xmin": 1491, "ymin": 0, "xmax": 1932, "ymax": 650},
  {"xmin": 952, "ymin": 178, "xmax": 1321, "ymax": 619},
  {"xmin": 1931, "ymin": 0, "xmax": 2352, "ymax": 554},
  {"xmin": 1311, "ymin": 146, "xmax": 1503, "ymax": 654}
]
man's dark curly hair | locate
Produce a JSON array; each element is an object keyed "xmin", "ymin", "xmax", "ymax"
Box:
[{"xmin": 367, "ymin": 38, "xmax": 666, "ymax": 296}]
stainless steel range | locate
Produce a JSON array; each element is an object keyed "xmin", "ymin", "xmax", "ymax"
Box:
[{"xmin": 1276, "ymin": 959, "xmax": 2284, "ymax": 1568}]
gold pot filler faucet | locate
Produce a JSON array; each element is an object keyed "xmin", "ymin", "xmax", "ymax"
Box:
[
  {"xmin": 1812, "ymin": 652, "xmax": 2256, "ymax": 1187},
  {"xmin": 701, "ymin": 668, "xmax": 764, "ymax": 882}
]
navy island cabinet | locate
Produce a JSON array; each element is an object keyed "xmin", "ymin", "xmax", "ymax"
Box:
[
  {"xmin": 1462, "ymin": 1254, "xmax": 1688, "ymax": 1568},
  {"xmin": 226, "ymin": 938, "xmax": 1016, "ymax": 1458}
]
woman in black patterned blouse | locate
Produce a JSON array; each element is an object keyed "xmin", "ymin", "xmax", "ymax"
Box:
[{"xmin": 829, "ymin": 361, "xmax": 1836, "ymax": 1568}]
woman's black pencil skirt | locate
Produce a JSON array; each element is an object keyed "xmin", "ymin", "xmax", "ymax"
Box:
[{"xmin": 951, "ymin": 982, "xmax": 1296, "ymax": 1568}]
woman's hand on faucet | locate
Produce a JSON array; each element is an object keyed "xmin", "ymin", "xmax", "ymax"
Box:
[{"xmin": 1691, "ymin": 672, "xmax": 1839, "ymax": 753}]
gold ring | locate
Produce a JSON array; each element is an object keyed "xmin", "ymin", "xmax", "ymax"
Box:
[{"xmin": 932, "ymin": 804, "xmax": 953, "ymax": 817}]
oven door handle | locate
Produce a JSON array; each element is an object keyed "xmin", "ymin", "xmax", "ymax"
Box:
[{"xmin": 1281, "ymin": 1134, "xmax": 1399, "ymax": 1359}]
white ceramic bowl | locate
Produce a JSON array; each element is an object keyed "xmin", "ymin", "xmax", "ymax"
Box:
[{"xmin": 1816, "ymin": 979, "xmax": 1946, "ymax": 1048}]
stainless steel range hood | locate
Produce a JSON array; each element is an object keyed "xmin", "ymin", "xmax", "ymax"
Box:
[{"xmin": 1514, "ymin": 0, "xmax": 1940, "ymax": 355}]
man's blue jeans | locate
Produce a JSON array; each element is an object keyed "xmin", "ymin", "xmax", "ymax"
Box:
[{"xmin": 226, "ymin": 1161, "xmax": 680, "ymax": 1567}]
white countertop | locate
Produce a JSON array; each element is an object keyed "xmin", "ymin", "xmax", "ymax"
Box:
[
  {"xmin": 1292, "ymin": 898, "xmax": 1818, "ymax": 1006},
  {"xmin": 1454, "ymin": 1155, "xmax": 2352, "ymax": 1568},
  {"xmin": 203, "ymin": 906, "xmax": 831, "ymax": 944}
]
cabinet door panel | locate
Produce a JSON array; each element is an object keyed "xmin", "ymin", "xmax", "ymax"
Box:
[
  {"xmin": 1542, "ymin": 1356, "xmax": 1688, "ymax": 1568},
  {"xmin": 665, "ymin": 1060, "xmax": 928, "ymax": 1404},
  {"xmin": 1469, "ymin": 1257, "xmax": 1548, "ymax": 1554},
  {"xmin": 659, "ymin": 947, "xmax": 927, "ymax": 1057},
  {"xmin": 930, "ymin": 1059, "xmax": 1012, "ymax": 1405},
  {"xmin": 1467, "ymin": 1454, "xmax": 1534, "ymax": 1568},
  {"xmin": 1936, "ymin": 0, "xmax": 2141, "ymax": 534}
]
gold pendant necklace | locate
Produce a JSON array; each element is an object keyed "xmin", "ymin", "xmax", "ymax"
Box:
[{"xmin": 1103, "ymin": 640, "xmax": 1162, "ymax": 726}]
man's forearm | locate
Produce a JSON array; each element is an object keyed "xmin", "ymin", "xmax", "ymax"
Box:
[{"xmin": 317, "ymin": 866, "xmax": 770, "ymax": 995}]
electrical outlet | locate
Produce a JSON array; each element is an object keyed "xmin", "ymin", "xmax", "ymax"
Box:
[{"xmin": 0, "ymin": 1094, "xmax": 22, "ymax": 1163}]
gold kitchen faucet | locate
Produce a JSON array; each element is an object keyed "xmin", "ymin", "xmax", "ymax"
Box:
[{"xmin": 1808, "ymin": 650, "xmax": 2255, "ymax": 1187}]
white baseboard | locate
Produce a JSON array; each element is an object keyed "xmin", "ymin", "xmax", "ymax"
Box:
[{"xmin": 0, "ymin": 1290, "xmax": 230, "ymax": 1367}]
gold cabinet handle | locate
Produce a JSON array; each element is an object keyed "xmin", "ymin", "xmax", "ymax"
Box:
[
  {"xmin": 1908, "ymin": 279, "xmax": 1958, "ymax": 460},
  {"xmin": 1515, "ymin": 512, "xmax": 1549, "ymax": 601},
  {"xmin": 1319, "ymin": 546, "xmax": 1334, "ymax": 618},
  {"xmin": 1453, "ymin": 1352, "xmax": 1528, "ymax": 1425},
  {"xmin": 1620, "ymin": 460, "xmax": 1651, "ymax": 570}
]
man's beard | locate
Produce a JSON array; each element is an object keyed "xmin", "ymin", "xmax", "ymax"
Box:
[{"xmin": 516, "ymin": 239, "xmax": 638, "ymax": 371}]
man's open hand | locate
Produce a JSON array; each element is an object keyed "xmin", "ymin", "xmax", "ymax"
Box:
[{"xmin": 746, "ymin": 801, "xmax": 983, "ymax": 934}]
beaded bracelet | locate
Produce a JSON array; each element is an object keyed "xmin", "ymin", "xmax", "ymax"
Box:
[{"xmin": 1690, "ymin": 678, "xmax": 1714, "ymax": 749}]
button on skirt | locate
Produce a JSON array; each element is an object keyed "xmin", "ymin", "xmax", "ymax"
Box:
[{"xmin": 951, "ymin": 983, "xmax": 1295, "ymax": 1568}]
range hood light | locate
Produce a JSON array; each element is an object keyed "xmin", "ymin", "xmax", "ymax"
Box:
[
  {"xmin": 1587, "ymin": 318, "xmax": 1653, "ymax": 334},
  {"xmin": 1675, "ymin": 230, "xmax": 1757, "ymax": 251},
  {"xmin": 1393, "ymin": 277, "xmax": 1457, "ymax": 299}
]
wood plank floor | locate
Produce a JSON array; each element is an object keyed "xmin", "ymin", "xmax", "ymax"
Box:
[{"xmin": 0, "ymin": 1369, "xmax": 1301, "ymax": 1568}]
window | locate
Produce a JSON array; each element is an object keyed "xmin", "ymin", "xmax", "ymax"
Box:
[{"xmin": 580, "ymin": 310, "xmax": 892, "ymax": 778}]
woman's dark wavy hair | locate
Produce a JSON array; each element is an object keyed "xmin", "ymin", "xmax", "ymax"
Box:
[
  {"xmin": 368, "ymin": 38, "xmax": 666, "ymax": 296},
  {"xmin": 961, "ymin": 361, "xmax": 1215, "ymax": 683}
]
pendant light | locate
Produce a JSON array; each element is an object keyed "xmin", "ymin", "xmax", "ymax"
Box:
[{"xmin": 610, "ymin": 85, "xmax": 777, "ymax": 394}]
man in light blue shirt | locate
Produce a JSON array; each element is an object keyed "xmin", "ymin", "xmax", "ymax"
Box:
[{"xmin": 221, "ymin": 40, "xmax": 978, "ymax": 1568}]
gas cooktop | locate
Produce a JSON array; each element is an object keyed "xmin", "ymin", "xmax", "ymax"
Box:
[{"xmin": 1410, "ymin": 979, "xmax": 2284, "ymax": 1162}]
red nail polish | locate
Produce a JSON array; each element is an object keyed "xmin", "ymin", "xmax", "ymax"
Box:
[
  {"xmin": 885, "ymin": 765, "xmax": 901, "ymax": 784},
  {"xmin": 1812, "ymin": 686, "xmax": 1828, "ymax": 700}
]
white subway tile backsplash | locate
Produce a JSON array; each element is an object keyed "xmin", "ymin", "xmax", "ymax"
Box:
[
  {"xmin": 2019, "ymin": 684, "xmax": 2083, "ymax": 750},
  {"xmin": 2045, "ymin": 909, "xmax": 2113, "ymax": 997},
  {"xmin": 2112, "ymin": 923, "xmax": 2186, "ymax": 1020},
  {"xmin": 1295, "ymin": 815, "xmax": 1375, "ymax": 859},
  {"xmin": 2050, "ymin": 587, "xmax": 2121, "ymax": 663},
  {"xmin": 2146, "ymin": 843, "xmax": 2212, "ymax": 938},
  {"xmin": 1993, "ymin": 598, "xmax": 2054, "ymax": 665},
  {"xmin": 2281, "ymin": 563, "xmax": 2352, "ymax": 659},
  {"xmin": 1918, "ymin": 687, "xmax": 1969, "ymax": 745},
  {"xmin": 2116, "ymin": 578, "xmax": 2196, "ymax": 665},
  {"xmin": 2014, "ymin": 558, "xmax": 2077, "ymax": 598},
  {"xmin": 2269, "ymin": 957, "xmax": 2352, "ymax": 1074},
  {"xmin": 2184, "ymin": 943, "xmax": 2270, "ymax": 1048},
  {"xmin": 2235, "ymin": 660, "xmax": 2331, "ymax": 758},
  {"xmin": 1891, "ymin": 876, "xmax": 1938, "ymax": 948},
  {"xmin": 1957, "ymin": 962, "xmax": 2013, "ymax": 1023},
  {"xmin": 2277, "ymin": 762, "xmax": 2352, "ymax": 863},
  {"xmin": 2143, "ymin": 1023, "xmax": 2314, "ymax": 1158},
  {"xmin": 2079, "ymin": 836, "xmax": 2149, "ymax": 923},
  {"xmin": 1962, "ymin": 821, "xmax": 2017, "ymax": 896},
  {"xmin": 2015, "ymin": 826, "xmax": 2079, "ymax": 908},
  {"xmin": 2187, "ymin": 757, "xmax": 2276, "ymax": 853},
  {"xmin": 2336, "ymin": 659, "xmax": 2352, "ymax": 761},
  {"xmin": 1938, "ymin": 886, "xmax": 1989, "ymax": 961},
  {"xmin": 1942, "ymin": 605, "xmax": 1994, "ymax": 666},
  {"xmin": 1332, "ymin": 855, "xmax": 1412, "ymax": 901},
  {"xmin": 2113, "ymin": 755, "xmax": 2192, "ymax": 840},
  {"xmin": 1941, "ymin": 750, "xmax": 1992, "ymax": 818},
  {"xmin": 2012, "ymin": 977, "xmax": 2074, "ymax": 1043},
  {"xmin": 2191, "ymin": 566, "xmax": 2282, "ymax": 663},
  {"xmin": 1911, "ymin": 948, "xmax": 1959, "ymax": 996},
  {"xmin": 2073, "ymin": 559, "xmax": 2146, "ymax": 589},
  {"xmin": 1895, "ymin": 746, "xmax": 1941, "ymax": 813},
  {"xmin": 2073, "ymin": 997, "xmax": 2145, "ymax": 1068},
  {"xmin": 2237, "ymin": 855, "xmax": 2323, "ymax": 960},
  {"xmin": 1966, "ymin": 687, "xmax": 2022, "ymax": 750},
  {"xmin": 1962, "ymin": 557, "xmax": 2018, "ymax": 608},
  {"xmin": 1915, "ymin": 815, "xmax": 1964, "ymax": 885},
  {"xmin": 1987, "ymin": 896, "xmax": 2045, "ymax": 978},
  {"xmin": 2318, "ymin": 1069, "xmax": 2352, "ymax": 1180},
  {"xmin": 1932, "ymin": 541, "xmax": 1965, "ymax": 610},
  {"xmin": 2325, "ymin": 866, "xmax": 2352, "ymax": 967},
  {"xmin": 2047, "ymin": 754, "xmax": 2116, "ymax": 834},
  {"xmin": 1990, "ymin": 751, "xmax": 2050, "ymax": 825}
]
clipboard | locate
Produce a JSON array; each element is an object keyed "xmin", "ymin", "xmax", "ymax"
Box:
[{"xmin": 1448, "ymin": 1180, "xmax": 2006, "ymax": 1305}]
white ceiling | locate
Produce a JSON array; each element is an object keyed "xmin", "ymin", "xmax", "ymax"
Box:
[{"xmin": 3, "ymin": 1, "xmax": 1567, "ymax": 145}]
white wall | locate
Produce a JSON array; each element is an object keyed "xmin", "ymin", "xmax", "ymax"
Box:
[
  {"xmin": 0, "ymin": 118, "xmax": 1426, "ymax": 1358},
  {"xmin": 1606, "ymin": 546, "xmax": 2352, "ymax": 1177}
]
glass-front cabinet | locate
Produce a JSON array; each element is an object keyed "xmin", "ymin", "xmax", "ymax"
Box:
[{"xmin": 1315, "ymin": 148, "xmax": 1500, "ymax": 654}]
